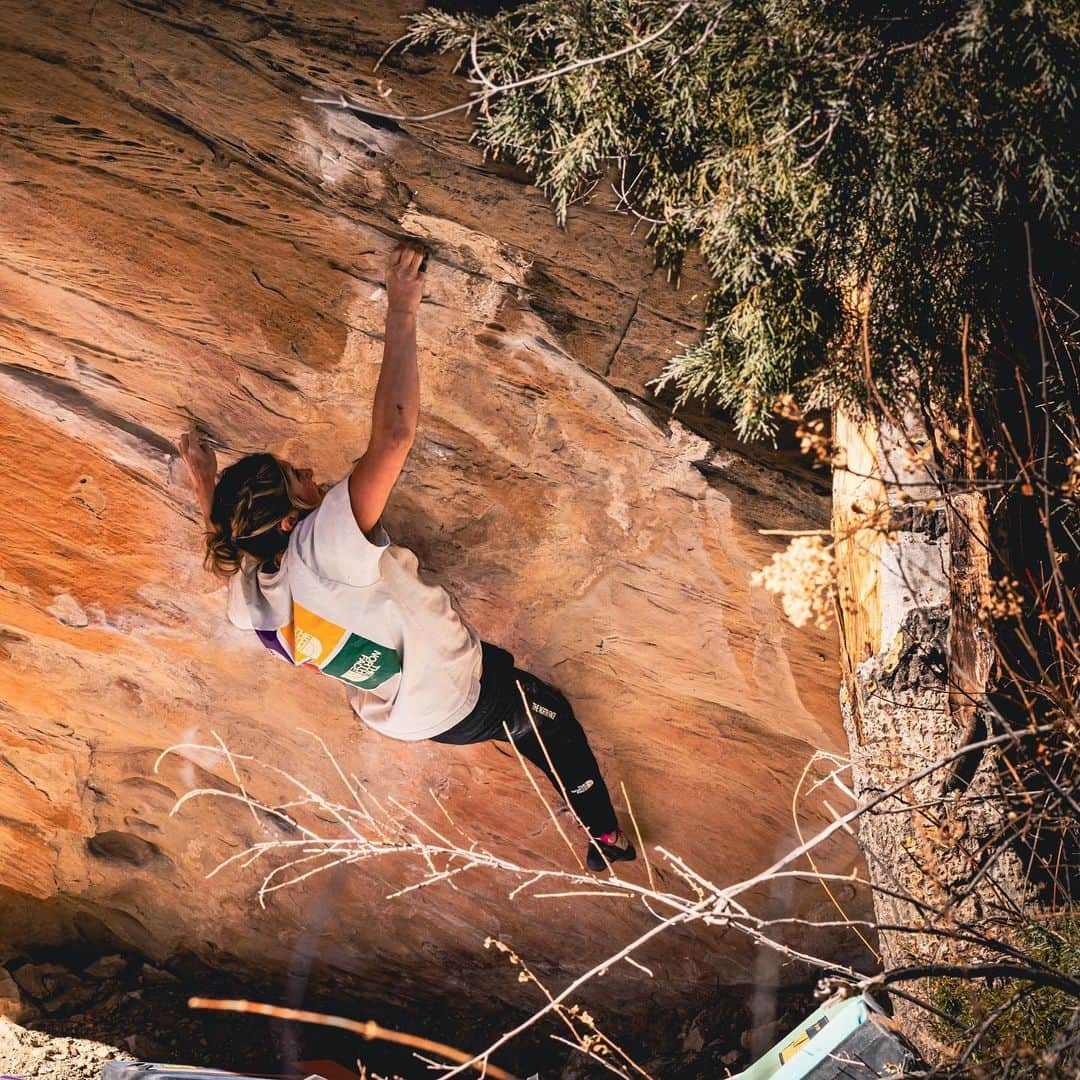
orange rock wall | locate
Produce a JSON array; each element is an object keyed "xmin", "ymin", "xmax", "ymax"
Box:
[{"xmin": 0, "ymin": 0, "xmax": 862, "ymax": 1048}]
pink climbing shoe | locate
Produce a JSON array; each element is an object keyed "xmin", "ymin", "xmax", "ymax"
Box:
[{"xmin": 586, "ymin": 830, "xmax": 636, "ymax": 872}]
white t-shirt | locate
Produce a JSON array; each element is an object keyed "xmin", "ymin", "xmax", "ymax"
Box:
[{"xmin": 226, "ymin": 477, "xmax": 482, "ymax": 740}]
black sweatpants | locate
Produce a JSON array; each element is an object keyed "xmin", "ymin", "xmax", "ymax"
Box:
[{"xmin": 432, "ymin": 642, "xmax": 619, "ymax": 837}]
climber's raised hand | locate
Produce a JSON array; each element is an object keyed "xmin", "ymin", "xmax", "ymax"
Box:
[
  {"xmin": 178, "ymin": 430, "xmax": 221, "ymax": 530},
  {"xmin": 386, "ymin": 241, "xmax": 427, "ymax": 316},
  {"xmin": 179, "ymin": 428, "xmax": 217, "ymax": 485}
]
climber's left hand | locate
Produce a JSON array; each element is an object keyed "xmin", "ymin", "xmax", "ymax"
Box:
[{"xmin": 179, "ymin": 428, "xmax": 217, "ymax": 485}]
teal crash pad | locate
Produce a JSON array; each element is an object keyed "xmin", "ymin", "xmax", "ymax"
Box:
[{"xmin": 732, "ymin": 995, "xmax": 911, "ymax": 1079}]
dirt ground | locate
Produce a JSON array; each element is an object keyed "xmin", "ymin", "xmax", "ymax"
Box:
[
  {"xmin": 0, "ymin": 951, "xmax": 374, "ymax": 1079},
  {"xmin": 0, "ymin": 944, "xmax": 817, "ymax": 1079},
  {"xmin": 0, "ymin": 1019, "xmax": 122, "ymax": 1080}
]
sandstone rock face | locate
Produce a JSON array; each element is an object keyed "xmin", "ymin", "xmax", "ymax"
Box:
[
  {"xmin": 0, "ymin": 0, "xmax": 862, "ymax": 1057},
  {"xmin": 0, "ymin": 968, "xmax": 25, "ymax": 1024}
]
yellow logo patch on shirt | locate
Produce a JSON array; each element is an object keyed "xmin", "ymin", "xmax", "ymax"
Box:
[{"xmin": 279, "ymin": 603, "xmax": 347, "ymax": 667}]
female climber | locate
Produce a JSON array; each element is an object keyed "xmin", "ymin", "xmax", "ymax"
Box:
[{"xmin": 178, "ymin": 242, "xmax": 635, "ymax": 872}]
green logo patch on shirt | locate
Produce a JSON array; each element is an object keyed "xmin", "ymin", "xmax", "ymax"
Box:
[{"xmin": 322, "ymin": 632, "xmax": 401, "ymax": 689}]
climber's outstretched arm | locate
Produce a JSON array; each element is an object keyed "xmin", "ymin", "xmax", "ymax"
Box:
[
  {"xmin": 179, "ymin": 430, "xmax": 218, "ymax": 530},
  {"xmin": 349, "ymin": 242, "xmax": 425, "ymax": 537}
]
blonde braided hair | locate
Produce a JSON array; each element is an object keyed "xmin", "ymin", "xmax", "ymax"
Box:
[{"xmin": 205, "ymin": 454, "xmax": 316, "ymax": 576}]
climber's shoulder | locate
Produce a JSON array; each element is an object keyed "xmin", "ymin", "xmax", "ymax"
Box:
[{"xmin": 302, "ymin": 477, "xmax": 389, "ymax": 587}]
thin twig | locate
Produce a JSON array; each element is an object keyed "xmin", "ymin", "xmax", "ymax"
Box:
[
  {"xmin": 620, "ymin": 780, "xmax": 654, "ymax": 890},
  {"xmin": 501, "ymin": 717, "xmax": 583, "ymax": 869},
  {"xmin": 187, "ymin": 998, "xmax": 515, "ymax": 1080}
]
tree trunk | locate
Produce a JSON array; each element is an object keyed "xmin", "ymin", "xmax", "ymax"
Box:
[{"xmin": 832, "ymin": 409, "xmax": 1026, "ymax": 1058}]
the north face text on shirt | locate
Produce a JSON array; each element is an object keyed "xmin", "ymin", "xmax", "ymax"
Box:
[{"xmin": 255, "ymin": 601, "xmax": 401, "ymax": 690}]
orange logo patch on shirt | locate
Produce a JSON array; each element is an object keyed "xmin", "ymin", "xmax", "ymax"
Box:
[{"xmin": 279, "ymin": 603, "xmax": 347, "ymax": 667}]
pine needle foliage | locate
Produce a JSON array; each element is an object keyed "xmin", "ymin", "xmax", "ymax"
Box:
[{"xmin": 402, "ymin": 1, "xmax": 1077, "ymax": 438}]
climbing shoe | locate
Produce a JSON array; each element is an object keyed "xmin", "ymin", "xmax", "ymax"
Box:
[{"xmin": 586, "ymin": 830, "xmax": 636, "ymax": 872}]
